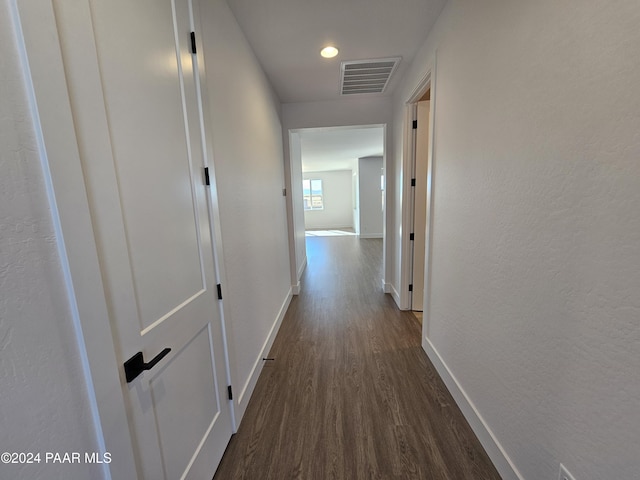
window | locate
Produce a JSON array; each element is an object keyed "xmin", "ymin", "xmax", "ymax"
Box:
[{"xmin": 303, "ymin": 179, "xmax": 324, "ymax": 210}]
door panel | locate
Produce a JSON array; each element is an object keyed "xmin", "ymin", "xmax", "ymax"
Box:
[
  {"xmin": 150, "ymin": 325, "xmax": 221, "ymax": 480},
  {"xmin": 90, "ymin": 0, "xmax": 206, "ymax": 330},
  {"xmin": 45, "ymin": 0, "xmax": 234, "ymax": 477}
]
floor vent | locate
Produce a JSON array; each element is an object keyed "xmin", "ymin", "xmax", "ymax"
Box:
[{"xmin": 340, "ymin": 57, "xmax": 401, "ymax": 95}]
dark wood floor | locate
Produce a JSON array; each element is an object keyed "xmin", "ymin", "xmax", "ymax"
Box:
[{"xmin": 213, "ymin": 236, "xmax": 501, "ymax": 480}]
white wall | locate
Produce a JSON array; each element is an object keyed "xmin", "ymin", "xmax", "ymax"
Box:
[
  {"xmin": 283, "ymin": 97, "xmax": 393, "ymax": 289},
  {"xmin": 303, "ymin": 171, "xmax": 353, "ymax": 230},
  {"xmin": 1, "ymin": 3, "xmax": 101, "ymax": 478},
  {"xmin": 357, "ymin": 156, "xmax": 383, "ymax": 238},
  {"xmin": 392, "ymin": 1, "xmax": 640, "ymax": 478},
  {"xmin": 199, "ymin": 0, "xmax": 291, "ymax": 422}
]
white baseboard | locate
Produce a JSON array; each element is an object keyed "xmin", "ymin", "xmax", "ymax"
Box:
[
  {"xmin": 382, "ymin": 280, "xmax": 392, "ymax": 293},
  {"xmin": 291, "ymin": 282, "xmax": 300, "ymax": 295},
  {"xmin": 422, "ymin": 336, "xmax": 525, "ymax": 480},
  {"xmin": 234, "ymin": 288, "xmax": 293, "ymax": 425},
  {"xmin": 358, "ymin": 233, "xmax": 383, "ymax": 239},
  {"xmin": 390, "ymin": 284, "xmax": 402, "ymax": 308}
]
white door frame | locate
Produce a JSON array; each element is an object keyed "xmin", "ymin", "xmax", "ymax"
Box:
[
  {"xmin": 286, "ymin": 124, "xmax": 389, "ymax": 291},
  {"xmin": 399, "ymin": 59, "xmax": 437, "ymax": 339},
  {"xmin": 13, "ymin": 1, "xmax": 234, "ymax": 478},
  {"xmin": 285, "ymin": 130, "xmax": 307, "ymax": 294}
]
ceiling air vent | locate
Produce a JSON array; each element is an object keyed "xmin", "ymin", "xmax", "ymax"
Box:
[{"xmin": 340, "ymin": 57, "xmax": 401, "ymax": 95}]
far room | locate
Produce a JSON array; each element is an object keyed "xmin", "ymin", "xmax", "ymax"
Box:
[{"xmin": 300, "ymin": 126, "xmax": 384, "ymax": 238}]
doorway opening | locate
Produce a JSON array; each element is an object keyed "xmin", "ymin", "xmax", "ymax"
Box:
[
  {"xmin": 288, "ymin": 125, "xmax": 387, "ymax": 292},
  {"xmin": 400, "ymin": 69, "xmax": 435, "ymax": 340},
  {"xmin": 410, "ymin": 88, "xmax": 431, "ymax": 324}
]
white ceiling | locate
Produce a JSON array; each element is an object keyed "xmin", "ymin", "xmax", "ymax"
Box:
[
  {"xmin": 299, "ymin": 126, "xmax": 384, "ymax": 172},
  {"xmin": 225, "ymin": 0, "xmax": 447, "ymax": 103}
]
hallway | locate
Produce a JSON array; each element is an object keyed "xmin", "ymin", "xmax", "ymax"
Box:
[{"xmin": 214, "ymin": 236, "xmax": 501, "ymax": 479}]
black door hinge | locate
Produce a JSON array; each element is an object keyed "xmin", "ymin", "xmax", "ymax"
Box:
[
  {"xmin": 217, "ymin": 283, "xmax": 222, "ymax": 300},
  {"xmin": 411, "ymin": 178, "xmax": 416, "ymax": 187},
  {"xmin": 190, "ymin": 32, "xmax": 197, "ymax": 54},
  {"xmin": 204, "ymin": 167, "xmax": 210, "ymax": 186},
  {"xmin": 227, "ymin": 385, "xmax": 233, "ymax": 400},
  {"xmin": 409, "ymin": 284, "xmax": 413, "ymax": 292},
  {"xmin": 410, "ymin": 233, "xmax": 414, "ymax": 241},
  {"xmin": 412, "ymin": 120, "xmax": 418, "ymax": 129}
]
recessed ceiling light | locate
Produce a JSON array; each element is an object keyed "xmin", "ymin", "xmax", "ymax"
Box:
[{"xmin": 320, "ymin": 46, "xmax": 339, "ymax": 59}]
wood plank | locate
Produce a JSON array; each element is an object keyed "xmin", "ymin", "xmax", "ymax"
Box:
[{"xmin": 214, "ymin": 236, "xmax": 501, "ymax": 480}]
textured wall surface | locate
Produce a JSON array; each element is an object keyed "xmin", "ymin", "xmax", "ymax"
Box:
[
  {"xmin": 199, "ymin": 0, "xmax": 292, "ymax": 419},
  {"xmin": 0, "ymin": 2, "xmax": 100, "ymax": 479},
  {"xmin": 394, "ymin": 0, "xmax": 640, "ymax": 478}
]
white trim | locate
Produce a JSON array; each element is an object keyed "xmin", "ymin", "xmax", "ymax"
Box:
[
  {"xmin": 407, "ymin": 68, "xmax": 434, "ymax": 104},
  {"xmin": 390, "ymin": 284, "xmax": 402, "ymax": 309},
  {"xmin": 12, "ymin": 4, "xmax": 110, "ymax": 477},
  {"xmin": 381, "ymin": 123, "xmax": 389, "ymax": 293},
  {"xmin": 382, "ymin": 281, "xmax": 392, "ymax": 294},
  {"xmin": 422, "ymin": 336, "xmax": 525, "ymax": 480},
  {"xmin": 235, "ymin": 289, "xmax": 293, "ymax": 424},
  {"xmin": 359, "ymin": 233, "xmax": 383, "ymax": 239},
  {"xmin": 399, "ymin": 57, "xmax": 438, "ymax": 325},
  {"xmin": 189, "ymin": 0, "xmax": 237, "ymax": 431},
  {"xmin": 13, "ymin": 1, "xmax": 137, "ymax": 477},
  {"xmin": 284, "ymin": 130, "xmax": 305, "ymax": 296},
  {"xmin": 399, "ymin": 104, "xmax": 417, "ymax": 310}
]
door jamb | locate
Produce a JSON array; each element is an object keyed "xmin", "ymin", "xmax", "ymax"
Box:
[
  {"xmin": 400, "ymin": 103, "xmax": 418, "ymax": 310},
  {"xmin": 400, "ymin": 58, "xmax": 437, "ymax": 340}
]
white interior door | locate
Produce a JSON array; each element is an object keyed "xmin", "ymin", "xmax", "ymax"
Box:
[
  {"xmin": 45, "ymin": 0, "xmax": 233, "ymax": 478},
  {"xmin": 411, "ymin": 100, "xmax": 431, "ymax": 311}
]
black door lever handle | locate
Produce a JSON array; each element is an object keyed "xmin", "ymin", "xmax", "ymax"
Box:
[{"xmin": 124, "ymin": 348, "xmax": 171, "ymax": 383}]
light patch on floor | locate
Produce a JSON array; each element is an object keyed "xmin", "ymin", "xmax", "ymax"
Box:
[{"xmin": 305, "ymin": 228, "xmax": 356, "ymax": 237}]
